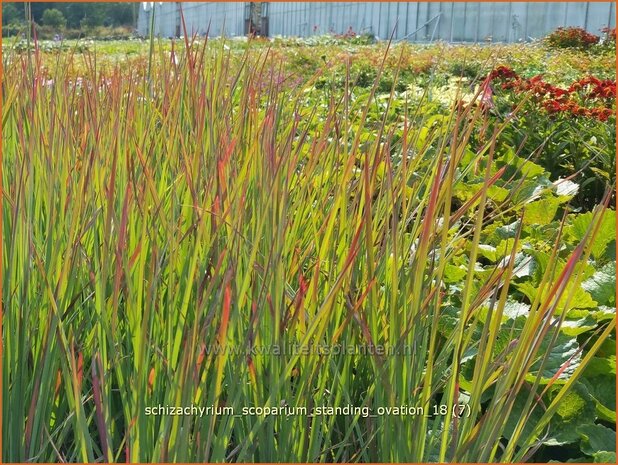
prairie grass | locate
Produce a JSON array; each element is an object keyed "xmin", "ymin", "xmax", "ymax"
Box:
[{"xmin": 2, "ymin": 34, "xmax": 615, "ymax": 462}]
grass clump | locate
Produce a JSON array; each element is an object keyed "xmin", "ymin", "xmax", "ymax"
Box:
[{"xmin": 3, "ymin": 34, "xmax": 615, "ymax": 463}]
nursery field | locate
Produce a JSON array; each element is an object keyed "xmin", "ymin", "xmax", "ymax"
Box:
[{"xmin": 2, "ymin": 33, "xmax": 617, "ymax": 463}]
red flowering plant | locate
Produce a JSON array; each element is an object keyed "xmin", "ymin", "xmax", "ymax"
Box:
[
  {"xmin": 545, "ymin": 26, "xmax": 600, "ymax": 49},
  {"xmin": 475, "ymin": 66, "xmax": 616, "ymax": 208},
  {"xmin": 487, "ymin": 66, "xmax": 615, "ymax": 122}
]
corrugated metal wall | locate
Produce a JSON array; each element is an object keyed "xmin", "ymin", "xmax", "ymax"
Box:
[
  {"xmin": 138, "ymin": 2, "xmax": 246, "ymax": 37},
  {"xmin": 138, "ymin": 2, "xmax": 615, "ymax": 43}
]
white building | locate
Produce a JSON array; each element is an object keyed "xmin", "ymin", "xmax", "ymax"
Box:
[{"xmin": 138, "ymin": 2, "xmax": 616, "ymax": 43}]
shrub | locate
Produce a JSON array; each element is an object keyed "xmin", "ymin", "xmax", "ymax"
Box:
[
  {"xmin": 545, "ymin": 27, "xmax": 600, "ymax": 49},
  {"xmin": 41, "ymin": 8, "xmax": 67, "ymax": 29}
]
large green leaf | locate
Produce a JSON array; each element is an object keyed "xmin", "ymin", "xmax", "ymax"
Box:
[
  {"xmin": 582, "ymin": 262, "xmax": 616, "ymax": 307},
  {"xmin": 454, "ymin": 182, "xmax": 509, "ymax": 204},
  {"xmin": 508, "ymin": 177, "xmax": 554, "ymax": 205},
  {"xmin": 544, "ymin": 382, "xmax": 598, "ymax": 445},
  {"xmin": 494, "ymin": 220, "xmax": 521, "ymax": 241},
  {"xmin": 592, "ymin": 306, "xmax": 617, "ymax": 322},
  {"xmin": 516, "ymin": 281, "xmax": 597, "ymax": 314},
  {"xmin": 560, "ymin": 315, "xmax": 599, "ymax": 337},
  {"xmin": 582, "ymin": 376, "xmax": 617, "ymax": 423},
  {"xmin": 477, "ymin": 244, "xmax": 497, "ymax": 262},
  {"xmin": 583, "ymin": 356, "xmax": 616, "ymax": 378},
  {"xmin": 444, "ymin": 264, "xmax": 467, "ymax": 283},
  {"xmin": 511, "ymin": 252, "xmax": 535, "ymax": 278},
  {"xmin": 502, "ymin": 300, "xmax": 530, "ymax": 320},
  {"xmin": 499, "ymin": 152, "xmax": 547, "ymax": 180},
  {"xmin": 567, "ymin": 210, "xmax": 616, "ymax": 261},
  {"xmin": 523, "ymin": 197, "xmax": 561, "ymax": 226},
  {"xmin": 577, "ymin": 424, "xmax": 616, "ymax": 455},
  {"xmin": 528, "ymin": 332, "xmax": 581, "ymax": 382},
  {"xmin": 502, "ymin": 389, "xmax": 546, "ymax": 445},
  {"xmin": 494, "ymin": 317, "xmax": 582, "ymax": 382}
]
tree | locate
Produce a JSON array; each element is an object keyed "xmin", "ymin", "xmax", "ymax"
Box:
[
  {"xmin": 62, "ymin": 3, "xmax": 88, "ymax": 29},
  {"xmin": 7, "ymin": 3, "xmax": 137, "ymax": 30},
  {"xmin": 106, "ymin": 3, "xmax": 134, "ymax": 26},
  {"xmin": 78, "ymin": 4, "xmax": 106, "ymax": 28},
  {"xmin": 2, "ymin": 3, "xmax": 22, "ymax": 26},
  {"xmin": 41, "ymin": 8, "xmax": 67, "ymax": 29}
]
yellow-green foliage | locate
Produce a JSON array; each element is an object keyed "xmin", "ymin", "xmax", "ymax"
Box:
[{"xmin": 3, "ymin": 36, "xmax": 615, "ymax": 463}]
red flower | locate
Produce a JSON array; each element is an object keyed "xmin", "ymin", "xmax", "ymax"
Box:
[
  {"xmin": 543, "ymin": 100, "xmax": 562, "ymax": 113},
  {"xmin": 488, "ymin": 65, "xmax": 519, "ymax": 81}
]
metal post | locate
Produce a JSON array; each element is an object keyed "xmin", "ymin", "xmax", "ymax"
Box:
[
  {"xmin": 475, "ymin": 2, "xmax": 480, "ymax": 43},
  {"xmin": 449, "ymin": 2, "xmax": 455, "ymax": 42}
]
